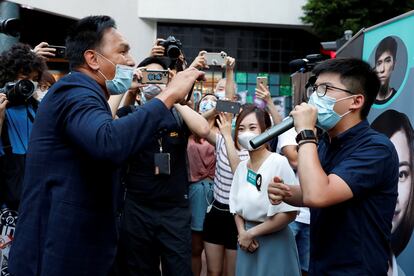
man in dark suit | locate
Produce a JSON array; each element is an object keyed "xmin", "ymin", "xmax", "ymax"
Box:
[{"xmin": 8, "ymin": 15, "xmax": 204, "ymax": 276}]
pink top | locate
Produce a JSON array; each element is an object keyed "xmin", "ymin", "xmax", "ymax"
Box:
[{"xmin": 187, "ymin": 137, "xmax": 216, "ymax": 182}]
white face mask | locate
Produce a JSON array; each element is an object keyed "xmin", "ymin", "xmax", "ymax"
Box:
[{"xmin": 237, "ymin": 131, "xmax": 259, "ymax": 151}]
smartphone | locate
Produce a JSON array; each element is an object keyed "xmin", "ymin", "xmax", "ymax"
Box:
[
  {"xmin": 204, "ymin": 52, "xmax": 227, "ymax": 66},
  {"xmin": 256, "ymin": 76, "xmax": 268, "ymax": 89},
  {"xmin": 48, "ymin": 45, "xmax": 66, "ymax": 59},
  {"xmin": 140, "ymin": 69, "xmax": 169, "ymax": 84},
  {"xmin": 255, "ymin": 77, "xmax": 268, "ymax": 109},
  {"xmin": 215, "ymin": 99, "xmax": 241, "ymax": 114}
]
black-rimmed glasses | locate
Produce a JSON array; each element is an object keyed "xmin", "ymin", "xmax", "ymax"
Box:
[{"xmin": 312, "ymin": 84, "xmax": 354, "ymax": 97}]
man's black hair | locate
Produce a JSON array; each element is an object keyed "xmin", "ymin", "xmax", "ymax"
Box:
[
  {"xmin": 375, "ymin": 36, "xmax": 398, "ymax": 62},
  {"xmin": 137, "ymin": 56, "xmax": 169, "ymax": 70},
  {"xmin": 312, "ymin": 58, "xmax": 380, "ymax": 119},
  {"xmin": 65, "ymin": 15, "xmax": 116, "ymax": 70},
  {"xmin": 0, "ymin": 43, "xmax": 46, "ymax": 87}
]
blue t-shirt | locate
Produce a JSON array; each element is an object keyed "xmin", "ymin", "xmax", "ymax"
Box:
[{"xmin": 309, "ymin": 120, "xmax": 398, "ymax": 275}]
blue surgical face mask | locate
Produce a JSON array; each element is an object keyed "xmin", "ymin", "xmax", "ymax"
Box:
[
  {"xmin": 308, "ymin": 92, "xmax": 353, "ymax": 131},
  {"xmin": 96, "ymin": 52, "xmax": 134, "ymax": 95},
  {"xmin": 215, "ymin": 90, "xmax": 225, "ymax": 100},
  {"xmin": 141, "ymin": 84, "xmax": 163, "ymax": 103},
  {"xmin": 199, "ymin": 99, "xmax": 216, "ymax": 113}
]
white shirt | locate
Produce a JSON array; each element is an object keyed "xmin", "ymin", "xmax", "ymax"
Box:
[
  {"xmin": 229, "ymin": 153, "xmax": 299, "ymax": 222},
  {"xmin": 276, "ymin": 127, "xmax": 311, "ymax": 224},
  {"xmin": 276, "ymin": 127, "xmax": 297, "ymax": 153}
]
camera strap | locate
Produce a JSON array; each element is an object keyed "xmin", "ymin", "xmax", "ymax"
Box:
[{"xmin": 0, "ymin": 119, "xmax": 12, "ymax": 155}]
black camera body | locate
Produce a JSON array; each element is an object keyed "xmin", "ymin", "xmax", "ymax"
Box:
[
  {"xmin": 158, "ymin": 36, "xmax": 182, "ymax": 59},
  {"xmin": 0, "ymin": 80, "xmax": 35, "ymax": 106},
  {"xmin": 0, "ymin": 18, "xmax": 21, "ymax": 37}
]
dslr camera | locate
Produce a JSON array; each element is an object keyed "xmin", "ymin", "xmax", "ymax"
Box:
[
  {"xmin": 158, "ymin": 36, "xmax": 182, "ymax": 59},
  {"xmin": 0, "ymin": 80, "xmax": 35, "ymax": 106}
]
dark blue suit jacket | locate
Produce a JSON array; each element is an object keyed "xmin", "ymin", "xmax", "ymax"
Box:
[{"xmin": 8, "ymin": 72, "xmax": 171, "ymax": 275}]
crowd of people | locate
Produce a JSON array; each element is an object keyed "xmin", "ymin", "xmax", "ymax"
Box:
[{"xmin": 0, "ymin": 14, "xmax": 410, "ymax": 276}]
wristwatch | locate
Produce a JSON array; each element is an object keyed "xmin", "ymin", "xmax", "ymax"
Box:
[{"xmin": 295, "ymin": 129, "xmax": 316, "ymax": 143}]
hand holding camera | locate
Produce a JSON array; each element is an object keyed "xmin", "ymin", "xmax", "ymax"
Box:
[
  {"xmin": 153, "ymin": 36, "xmax": 183, "ymax": 59},
  {"xmin": 156, "ymin": 67, "xmax": 205, "ymax": 108},
  {"xmin": 150, "ymin": 38, "xmax": 166, "ymax": 57},
  {"xmin": 0, "ymin": 80, "xmax": 35, "ymax": 106}
]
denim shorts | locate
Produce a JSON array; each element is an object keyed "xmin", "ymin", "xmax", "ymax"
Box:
[
  {"xmin": 189, "ymin": 179, "xmax": 214, "ymax": 232},
  {"xmin": 289, "ymin": 221, "xmax": 310, "ymax": 272}
]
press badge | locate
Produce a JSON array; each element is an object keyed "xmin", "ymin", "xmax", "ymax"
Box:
[
  {"xmin": 155, "ymin": 138, "xmax": 171, "ymax": 175},
  {"xmin": 154, "ymin": 153, "xmax": 171, "ymax": 175}
]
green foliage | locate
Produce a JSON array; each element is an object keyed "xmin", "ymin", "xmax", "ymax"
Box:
[{"xmin": 302, "ymin": 0, "xmax": 414, "ymax": 40}]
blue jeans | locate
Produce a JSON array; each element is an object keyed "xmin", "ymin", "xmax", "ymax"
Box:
[
  {"xmin": 290, "ymin": 221, "xmax": 310, "ymax": 272},
  {"xmin": 189, "ymin": 179, "xmax": 214, "ymax": 231}
]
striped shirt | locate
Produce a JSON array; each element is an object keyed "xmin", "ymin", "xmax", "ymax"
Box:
[{"xmin": 214, "ymin": 134, "xmax": 249, "ymax": 204}]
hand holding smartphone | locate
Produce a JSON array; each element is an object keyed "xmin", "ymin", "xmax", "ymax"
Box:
[
  {"xmin": 48, "ymin": 45, "xmax": 66, "ymax": 59},
  {"xmin": 254, "ymin": 76, "xmax": 268, "ymax": 109},
  {"xmin": 204, "ymin": 51, "xmax": 227, "ymax": 66}
]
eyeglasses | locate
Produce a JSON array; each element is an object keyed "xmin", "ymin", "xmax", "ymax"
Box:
[{"xmin": 312, "ymin": 84, "xmax": 354, "ymax": 97}]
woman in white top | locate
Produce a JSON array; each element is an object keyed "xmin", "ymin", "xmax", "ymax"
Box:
[{"xmin": 229, "ymin": 105, "xmax": 301, "ymax": 276}]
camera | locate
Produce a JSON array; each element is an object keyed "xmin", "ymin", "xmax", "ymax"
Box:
[
  {"xmin": 140, "ymin": 68, "xmax": 169, "ymax": 84},
  {"xmin": 158, "ymin": 36, "xmax": 182, "ymax": 59},
  {"xmin": 0, "ymin": 18, "xmax": 21, "ymax": 37},
  {"xmin": 0, "ymin": 80, "xmax": 35, "ymax": 106},
  {"xmin": 289, "ymin": 54, "xmax": 328, "ymax": 73}
]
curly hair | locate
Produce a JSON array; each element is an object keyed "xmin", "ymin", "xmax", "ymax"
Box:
[{"xmin": 0, "ymin": 43, "xmax": 47, "ymax": 88}]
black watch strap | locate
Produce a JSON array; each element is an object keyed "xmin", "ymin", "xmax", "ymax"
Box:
[{"xmin": 296, "ymin": 129, "xmax": 316, "ymax": 143}]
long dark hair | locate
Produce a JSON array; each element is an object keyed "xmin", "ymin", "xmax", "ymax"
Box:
[{"xmin": 371, "ymin": 109, "xmax": 414, "ymax": 256}]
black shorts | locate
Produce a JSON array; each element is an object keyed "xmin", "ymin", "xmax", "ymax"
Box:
[{"xmin": 203, "ymin": 200, "xmax": 238, "ymax": 250}]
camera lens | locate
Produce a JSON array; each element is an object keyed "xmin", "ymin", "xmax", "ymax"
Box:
[
  {"xmin": 0, "ymin": 18, "xmax": 22, "ymax": 37},
  {"xmin": 166, "ymin": 45, "xmax": 181, "ymax": 59}
]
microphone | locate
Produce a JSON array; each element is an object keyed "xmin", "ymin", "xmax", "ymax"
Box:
[
  {"xmin": 249, "ymin": 117, "xmax": 294, "ymax": 149},
  {"xmin": 288, "ymin": 59, "xmax": 309, "ymax": 72}
]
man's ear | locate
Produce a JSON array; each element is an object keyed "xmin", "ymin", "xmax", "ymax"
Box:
[
  {"xmin": 351, "ymin": 94, "xmax": 364, "ymax": 111},
  {"xmin": 84, "ymin": 50, "xmax": 100, "ymax": 71}
]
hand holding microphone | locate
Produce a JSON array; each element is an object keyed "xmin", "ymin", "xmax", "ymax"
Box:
[{"xmin": 250, "ymin": 102, "xmax": 318, "ymax": 149}]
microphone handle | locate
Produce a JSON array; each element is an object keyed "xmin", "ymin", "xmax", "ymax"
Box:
[{"xmin": 250, "ymin": 117, "xmax": 294, "ymax": 149}]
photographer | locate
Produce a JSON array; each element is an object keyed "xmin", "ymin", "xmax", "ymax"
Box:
[
  {"xmin": 150, "ymin": 36, "xmax": 187, "ymax": 72},
  {"xmin": 0, "ymin": 43, "xmax": 46, "ymax": 210},
  {"xmin": 8, "ymin": 15, "xmax": 204, "ymax": 276},
  {"xmin": 115, "ymin": 56, "xmax": 209, "ymax": 275}
]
